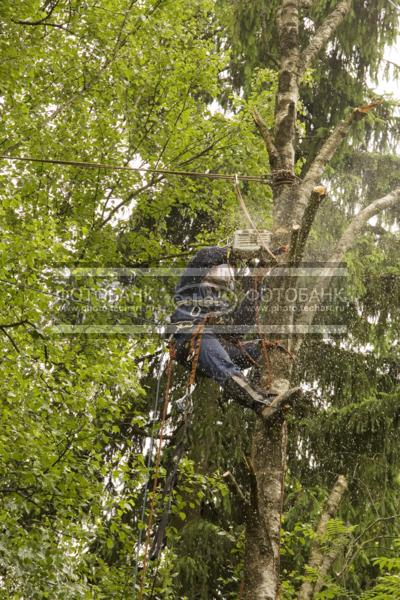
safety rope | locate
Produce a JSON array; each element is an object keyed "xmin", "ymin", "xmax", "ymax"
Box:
[
  {"xmin": 233, "ymin": 175, "xmax": 277, "ymax": 263},
  {"xmin": 0, "ymin": 154, "xmax": 270, "ymax": 184},
  {"xmin": 137, "ymin": 341, "xmax": 176, "ymax": 600},
  {"xmin": 131, "ymin": 353, "xmax": 167, "ymax": 598},
  {"xmin": 136, "ymin": 321, "xmax": 205, "ymax": 598},
  {"xmin": 147, "ymin": 328, "xmax": 202, "ymax": 599},
  {"xmin": 188, "ymin": 320, "xmax": 207, "ymax": 386}
]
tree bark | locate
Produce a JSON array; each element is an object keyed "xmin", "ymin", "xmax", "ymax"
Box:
[{"xmin": 299, "ymin": 0, "xmax": 352, "ymax": 78}]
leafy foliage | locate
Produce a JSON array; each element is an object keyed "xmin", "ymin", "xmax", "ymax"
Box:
[{"xmin": 0, "ymin": 0, "xmax": 399, "ymax": 598}]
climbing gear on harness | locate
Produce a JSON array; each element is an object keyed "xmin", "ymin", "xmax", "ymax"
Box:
[{"xmin": 174, "ymin": 280, "xmax": 237, "ymax": 319}]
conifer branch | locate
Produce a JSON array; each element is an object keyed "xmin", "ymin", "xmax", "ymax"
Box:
[
  {"xmin": 299, "ymin": 0, "xmax": 352, "ymax": 78},
  {"xmin": 298, "ymin": 475, "xmax": 348, "ymax": 600}
]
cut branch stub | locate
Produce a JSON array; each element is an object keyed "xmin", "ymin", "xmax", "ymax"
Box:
[{"xmin": 353, "ymin": 100, "xmax": 384, "ymax": 120}]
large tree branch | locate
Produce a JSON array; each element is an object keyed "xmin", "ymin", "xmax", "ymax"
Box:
[
  {"xmin": 293, "ymin": 103, "xmax": 380, "ymax": 226},
  {"xmin": 299, "ymin": 0, "xmax": 352, "ymax": 78},
  {"xmin": 292, "ymin": 186, "xmax": 400, "ymax": 353},
  {"xmin": 298, "ymin": 475, "xmax": 348, "ymax": 600},
  {"xmin": 331, "ymin": 186, "xmax": 400, "ymax": 263},
  {"xmin": 292, "ymin": 186, "xmax": 327, "ymax": 264}
]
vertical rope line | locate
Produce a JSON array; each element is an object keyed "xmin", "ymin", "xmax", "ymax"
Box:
[
  {"xmin": 254, "ymin": 278, "xmax": 273, "ymax": 387},
  {"xmin": 148, "ymin": 324, "xmax": 204, "ymax": 599},
  {"xmin": 137, "ymin": 343, "xmax": 175, "ymax": 599},
  {"xmin": 233, "ymin": 176, "xmax": 277, "ymax": 262},
  {"xmin": 188, "ymin": 321, "xmax": 206, "ymax": 386},
  {"xmin": 131, "ymin": 355, "xmax": 166, "ymax": 599}
]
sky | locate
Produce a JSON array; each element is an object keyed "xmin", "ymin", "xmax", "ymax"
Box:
[{"xmin": 374, "ymin": 38, "xmax": 400, "ymax": 100}]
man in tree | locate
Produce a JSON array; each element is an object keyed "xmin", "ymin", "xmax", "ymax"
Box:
[{"xmin": 171, "ymin": 245, "xmax": 298, "ymax": 417}]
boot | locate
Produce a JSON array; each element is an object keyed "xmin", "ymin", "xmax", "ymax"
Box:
[{"xmin": 223, "ymin": 372, "xmax": 301, "ymax": 419}]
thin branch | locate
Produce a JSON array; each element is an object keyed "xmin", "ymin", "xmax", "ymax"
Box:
[
  {"xmin": 11, "ymin": 0, "xmax": 60, "ymax": 26},
  {"xmin": 383, "ymin": 57, "xmax": 400, "ymax": 70},
  {"xmin": 0, "ymin": 327, "xmax": 20, "ymax": 353},
  {"xmin": 251, "ymin": 108, "xmax": 279, "ymax": 169},
  {"xmin": 299, "ymin": 0, "xmax": 352, "ymax": 78},
  {"xmin": 96, "ymin": 175, "xmax": 164, "ymax": 228},
  {"xmin": 0, "ymin": 319, "xmax": 28, "ymax": 329},
  {"xmin": 11, "ymin": 0, "xmax": 70, "ymax": 31},
  {"xmin": 222, "ymin": 470, "xmax": 248, "ymax": 504},
  {"xmin": 337, "ymin": 514, "xmax": 400, "ymax": 578},
  {"xmin": 298, "ymin": 475, "xmax": 348, "ymax": 600}
]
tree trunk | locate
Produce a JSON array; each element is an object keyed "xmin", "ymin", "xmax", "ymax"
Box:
[
  {"xmin": 244, "ymin": 421, "xmax": 287, "ymax": 599},
  {"xmin": 243, "ymin": 1, "xmax": 299, "ymax": 595},
  {"xmin": 242, "ymin": 0, "xmax": 358, "ymax": 596},
  {"xmin": 244, "ymin": 344, "xmax": 293, "ymax": 599}
]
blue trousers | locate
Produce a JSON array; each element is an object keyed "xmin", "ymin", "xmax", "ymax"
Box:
[{"xmin": 174, "ymin": 333, "xmax": 261, "ymax": 385}]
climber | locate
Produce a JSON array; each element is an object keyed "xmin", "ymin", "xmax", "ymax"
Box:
[{"xmin": 170, "ymin": 245, "xmax": 299, "ymax": 418}]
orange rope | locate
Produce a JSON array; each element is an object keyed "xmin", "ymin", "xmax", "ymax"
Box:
[
  {"xmin": 253, "ymin": 277, "xmax": 295, "ymax": 386},
  {"xmin": 137, "ymin": 322, "xmax": 205, "ymax": 597},
  {"xmin": 188, "ymin": 321, "xmax": 206, "ymax": 386},
  {"xmin": 254, "ymin": 277, "xmax": 274, "ymax": 387}
]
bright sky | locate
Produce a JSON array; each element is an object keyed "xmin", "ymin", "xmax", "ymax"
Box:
[{"xmin": 374, "ymin": 38, "xmax": 400, "ymax": 99}]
